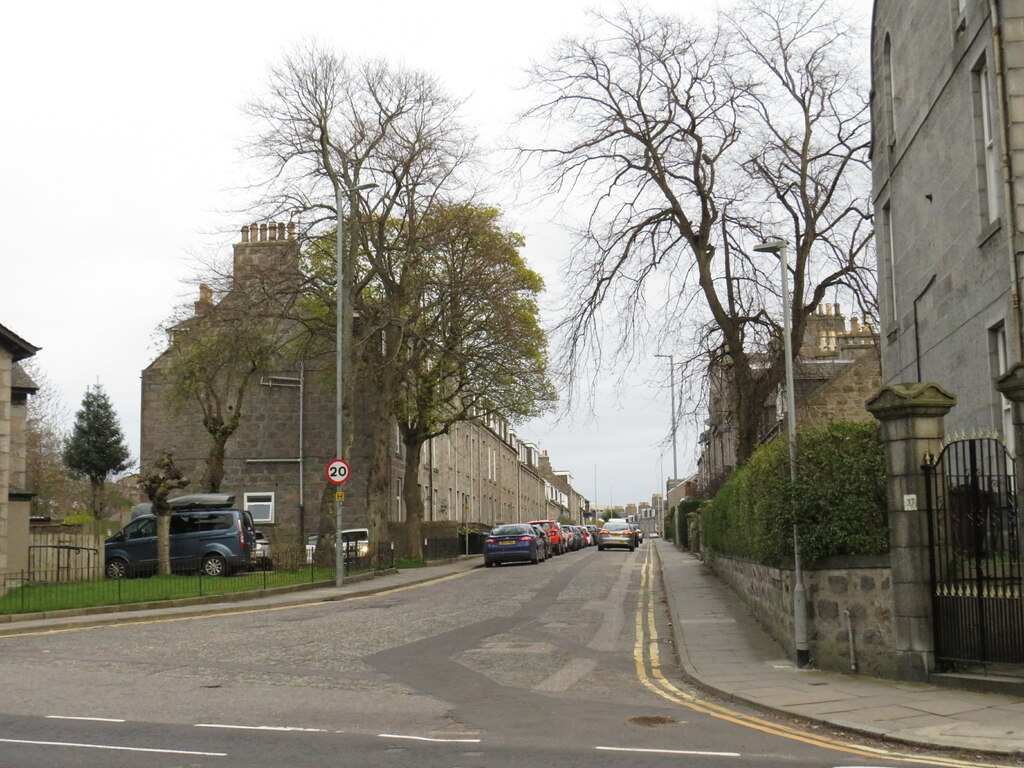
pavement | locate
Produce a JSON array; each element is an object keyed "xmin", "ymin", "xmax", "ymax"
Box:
[
  {"xmin": 2, "ymin": 545, "xmax": 1023, "ymax": 759},
  {"xmin": 655, "ymin": 539, "xmax": 1024, "ymax": 759}
]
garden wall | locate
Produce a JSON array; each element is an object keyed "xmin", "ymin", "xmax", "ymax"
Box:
[{"xmin": 709, "ymin": 553, "xmax": 896, "ymax": 678}]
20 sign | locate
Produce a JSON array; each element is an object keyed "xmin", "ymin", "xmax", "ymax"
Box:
[{"xmin": 325, "ymin": 459, "xmax": 351, "ymax": 485}]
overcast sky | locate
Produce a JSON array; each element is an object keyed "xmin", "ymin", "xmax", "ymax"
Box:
[{"xmin": 3, "ymin": 0, "xmax": 869, "ymax": 508}]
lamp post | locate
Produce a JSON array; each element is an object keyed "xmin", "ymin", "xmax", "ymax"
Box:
[
  {"xmin": 654, "ymin": 353, "xmax": 678, "ymax": 545},
  {"xmin": 753, "ymin": 236, "xmax": 809, "ymax": 668},
  {"xmin": 335, "ymin": 181, "xmax": 376, "ymax": 587}
]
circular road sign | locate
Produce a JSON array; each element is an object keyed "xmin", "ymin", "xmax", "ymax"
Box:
[{"xmin": 325, "ymin": 459, "xmax": 351, "ymax": 485}]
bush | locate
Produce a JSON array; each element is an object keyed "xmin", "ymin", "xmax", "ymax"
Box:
[{"xmin": 702, "ymin": 420, "xmax": 888, "ymax": 565}]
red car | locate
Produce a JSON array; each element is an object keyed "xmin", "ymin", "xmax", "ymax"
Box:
[{"xmin": 527, "ymin": 519, "xmax": 566, "ymax": 555}]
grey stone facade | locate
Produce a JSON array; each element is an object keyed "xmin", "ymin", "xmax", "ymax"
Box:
[
  {"xmin": 872, "ymin": 0, "xmax": 1023, "ymax": 441},
  {"xmin": 0, "ymin": 323, "xmax": 38, "ymax": 577},
  {"xmin": 141, "ymin": 224, "xmax": 586, "ymax": 547}
]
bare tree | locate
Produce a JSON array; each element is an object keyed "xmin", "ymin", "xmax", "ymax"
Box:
[
  {"xmin": 244, "ymin": 44, "xmax": 485, "ymax": 545},
  {"xmin": 138, "ymin": 452, "xmax": 189, "ymax": 576},
  {"xmin": 519, "ymin": 0, "xmax": 873, "ymax": 465}
]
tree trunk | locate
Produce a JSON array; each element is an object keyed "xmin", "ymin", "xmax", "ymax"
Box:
[
  {"xmin": 402, "ymin": 438, "xmax": 425, "ymax": 559},
  {"xmin": 364, "ymin": 379, "xmax": 398, "ymax": 560},
  {"xmin": 89, "ymin": 478, "xmax": 104, "ymax": 518},
  {"xmin": 156, "ymin": 513, "xmax": 171, "ymax": 575},
  {"xmin": 201, "ymin": 433, "xmax": 230, "ymax": 492}
]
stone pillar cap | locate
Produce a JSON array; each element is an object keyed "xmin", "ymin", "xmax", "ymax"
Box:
[
  {"xmin": 866, "ymin": 382, "xmax": 956, "ymax": 421},
  {"xmin": 996, "ymin": 361, "xmax": 1024, "ymax": 402}
]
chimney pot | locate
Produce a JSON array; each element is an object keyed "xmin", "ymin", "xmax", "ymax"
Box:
[
  {"xmin": 259, "ymin": 223, "xmax": 267, "ymax": 241},
  {"xmin": 241, "ymin": 226, "xmax": 249, "ymax": 243}
]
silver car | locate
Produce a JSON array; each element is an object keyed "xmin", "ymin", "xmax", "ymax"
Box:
[{"xmin": 598, "ymin": 520, "xmax": 635, "ymax": 551}]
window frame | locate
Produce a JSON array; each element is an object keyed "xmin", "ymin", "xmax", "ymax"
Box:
[{"xmin": 244, "ymin": 492, "xmax": 275, "ymax": 525}]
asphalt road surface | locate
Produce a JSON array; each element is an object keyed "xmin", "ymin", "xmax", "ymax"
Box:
[{"xmin": 0, "ymin": 545, "xmax": 1000, "ymax": 768}]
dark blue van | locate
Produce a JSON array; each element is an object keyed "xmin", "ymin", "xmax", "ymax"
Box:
[{"xmin": 105, "ymin": 496, "xmax": 257, "ymax": 579}]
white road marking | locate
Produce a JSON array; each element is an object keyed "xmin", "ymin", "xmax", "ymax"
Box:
[
  {"xmin": 46, "ymin": 715, "xmax": 126, "ymax": 722},
  {"xmin": 0, "ymin": 737, "xmax": 225, "ymax": 756},
  {"xmin": 379, "ymin": 733, "xmax": 482, "ymax": 743},
  {"xmin": 596, "ymin": 745, "xmax": 741, "ymax": 757},
  {"xmin": 195, "ymin": 723, "xmax": 327, "ymax": 732},
  {"xmin": 534, "ymin": 657, "xmax": 597, "ymax": 692}
]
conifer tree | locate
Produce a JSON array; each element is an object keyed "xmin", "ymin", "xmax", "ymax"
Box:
[{"xmin": 62, "ymin": 384, "xmax": 132, "ymax": 518}]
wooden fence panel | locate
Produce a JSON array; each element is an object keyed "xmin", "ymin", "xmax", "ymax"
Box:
[{"xmin": 27, "ymin": 532, "xmax": 104, "ymax": 582}]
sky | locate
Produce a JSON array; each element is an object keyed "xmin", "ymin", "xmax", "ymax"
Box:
[{"xmin": 2, "ymin": 0, "xmax": 870, "ymax": 508}]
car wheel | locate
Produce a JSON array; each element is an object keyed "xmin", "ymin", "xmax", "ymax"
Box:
[
  {"xmin": 484, "ymin": 559, "xmax": 493, "ymax": 567},
  {"xmin": 105, "ymin": 558, "xmax": 129, "ymax": 579},
  {"xmin": 201, "ymin": 554, "xmax": 228, "ymax": 577},
  {"xmin": 531, "ymin": 547, "xmax": 540, "ymax": 564},
  {"xmin": 629, "ymin": 545, "xmax": 635, "ymax": 552},
  {"xmin": 598, "ymin": 546, "xmax": 605, "ymax": 551}
]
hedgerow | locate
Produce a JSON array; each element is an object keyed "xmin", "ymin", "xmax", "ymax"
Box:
[{"xmin": 701, "ymin": 420, "xmax": 888, "ymax": 565}]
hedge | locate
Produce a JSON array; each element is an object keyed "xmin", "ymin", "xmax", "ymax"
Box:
[{"xmin": 701, "ymin": 420, "xmax": 888, "ymax": 565}]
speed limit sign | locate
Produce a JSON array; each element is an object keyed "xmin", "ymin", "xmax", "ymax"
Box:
[{"xmin": 325, "ymin": 459, "xmax": 351, "ymax": 485}]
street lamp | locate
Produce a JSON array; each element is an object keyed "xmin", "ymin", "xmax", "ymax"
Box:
[
  {"xmin": 336, "ymin": 181, "xmax": 376, "ymax": 587},
  {"xmin": 654, "ymin": 353, "xmax": 678, "ymax": 545},
  {"xmin": 753, "ymin": 236, "xmax": 809, "ymax": 668}
]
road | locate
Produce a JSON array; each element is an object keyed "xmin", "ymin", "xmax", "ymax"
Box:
[{"xmin": 0, "ymin": 544, "xmax": 1001, "ymax": 767}]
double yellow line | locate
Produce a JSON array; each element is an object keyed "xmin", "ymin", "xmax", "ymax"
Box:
[{"xmin": 631, "ymin": 548, "xmax": 1005, "ymax": 768}]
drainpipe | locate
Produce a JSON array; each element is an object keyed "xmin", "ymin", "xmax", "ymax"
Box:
[
  {"xmin": 913, "ymin": 275, "xmax": 937, "ymax": 382},
  {"xmin": 990, "ymin": 0, "xmax": 1024, "ymax": 360},
  {"xmin": 842, "ymin": 609, "xmax": 857, "ymax": 673}
]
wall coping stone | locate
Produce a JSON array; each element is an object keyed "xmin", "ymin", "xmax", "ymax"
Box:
[
  {"xmin": 866, "ymin": 382, "xmax": 956, "ymax": 421},
  {"xmin": 996, "ymin": 361, "xmax": 1024, "ymax": 403}
]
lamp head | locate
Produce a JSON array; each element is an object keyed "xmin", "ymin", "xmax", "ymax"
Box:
[
  {"xmin": 753, "ymin": 237, "xmax": 786, "ymax": 254},
  {"xmin": 348, "ymin": 183, "xmax": 377, "ymax": 193}
]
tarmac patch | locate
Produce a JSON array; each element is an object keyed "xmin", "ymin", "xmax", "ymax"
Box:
[{"xmin": 629, "ymin": 715, "xmax": 678, "ymax": 727}]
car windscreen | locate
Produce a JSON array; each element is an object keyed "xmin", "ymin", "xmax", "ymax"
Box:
[{"xmin": 604, "ymin": 522, "xmax": 630, "ymax": 531}]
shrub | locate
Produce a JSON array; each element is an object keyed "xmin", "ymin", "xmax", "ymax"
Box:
[{"xmin": 702, "ymin": 420, "xmax": 888, "ymax": 565}]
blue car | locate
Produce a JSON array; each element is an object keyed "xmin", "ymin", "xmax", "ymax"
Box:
[{"xmin": 483, "ymin": 524, "xmax": 546, "ymax": 567}]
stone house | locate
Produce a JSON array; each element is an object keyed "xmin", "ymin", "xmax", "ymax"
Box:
[
  {"xmin": 142, "ymin": 223, "xmax": 586, "ymax": 545},
  {"xmin": 0, "ymin": 322, "xmax": 39, "ymax": 576},
  {"xmin": 696, "ymin": 304, "xmax": 882, "ymax": 495},
  {"xmin": 871, "ymin": 0, "xmax": 1023, "ymax": 444}
]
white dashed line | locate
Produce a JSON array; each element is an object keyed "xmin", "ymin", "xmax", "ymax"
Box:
[
  {"xmin": 46, "ymin": 715, "xmax": 126, "ymax": 722},
  {"xmin": 195, "ymin": 723, "xmax": 328, "ymax": 732},
  {"xmin": 596, "ymin": 745, "xmax": 741, "ymax": 757},
  {"xmin": 379, "ymin": 733, "xmax": 482, "ymax": 743},
  {"xmin": 0, "ymin": 737, "xmax": 225, "ymax": 756}
]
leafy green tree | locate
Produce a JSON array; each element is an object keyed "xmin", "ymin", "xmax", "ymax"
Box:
[
  {"xmin": 386, "ymin": 203, "xmax": 555, "ymax": 557},
  {"xmin": 163, "ymin": 302, "xmax": 285, "ymax": 492},
  {"xmin": 62, "ymin": 384, "xmax": 132, "ymax": 518}
]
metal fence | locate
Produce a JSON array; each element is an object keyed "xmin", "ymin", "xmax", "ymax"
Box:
[{"xmin": 0, "ymin": 536, "xmax": 472, "ymax": 618}]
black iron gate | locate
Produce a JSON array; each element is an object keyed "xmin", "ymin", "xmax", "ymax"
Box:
[{"xmin": 923, "ymin": 437, "xmax": 1024, "ymax": 668}]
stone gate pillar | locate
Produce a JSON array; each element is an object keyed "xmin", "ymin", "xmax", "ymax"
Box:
[
  {"xmin": 996, "ymin": 362, "xmax": 1024, "ymax": 496},
  {"xmin": 866, "ymin": 382, "xmax": 955, "ymax": 681}
]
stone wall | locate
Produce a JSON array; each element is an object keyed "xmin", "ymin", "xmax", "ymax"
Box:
[{"xmin": 709, "ymin": 553, "xmax": 896, "ymax": 678}]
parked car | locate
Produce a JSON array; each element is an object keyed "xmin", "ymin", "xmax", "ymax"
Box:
[
  {"xmin": 630, "ymin": 523, "xmax": 644, "ymax": 544},
  {"xmin": 483, "ymin": 524, "xmax": 546, "ymax": 566},
  {"xmin": 306, "ymin": 529, "xmax": 370, "ymax": 564},
  {"xmin": 105, "ymin": 505, "xmax": 258, "ymax": 578},
  {"xmin": 563, "ymin": 525, "xmax": 580, "ymax": 551},
  {"xmin": 577, "ymin": 526, "xmax": 593, "ymax": 546},
  {"xmin": 531, "ymin": 524, "xmax": 553, "ymax": 559},
  {"xmin": 527, "ymin": 519, "xmax": 566, "ymax": 555},
  {"xmin": 598, "ymin": 520, "xmax": 636, "ymax": 552},
  {"xmin": 252, "ymin": 530, "xmax": 273, "ymax": 570}
]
